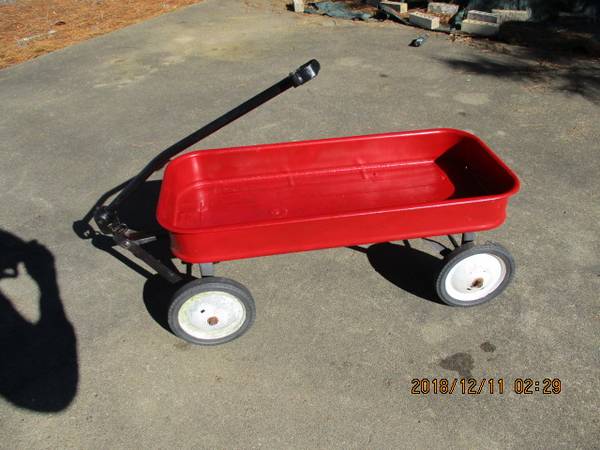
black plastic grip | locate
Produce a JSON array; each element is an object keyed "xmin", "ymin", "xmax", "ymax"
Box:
[{"xmin": 290, "ymin": 59, "xmax": 321, "ymax": 87}]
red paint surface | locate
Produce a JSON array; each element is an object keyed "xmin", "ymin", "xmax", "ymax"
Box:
[{"xmin": 157, "ymin": 129, "xmax": 519, "ymax": 263}]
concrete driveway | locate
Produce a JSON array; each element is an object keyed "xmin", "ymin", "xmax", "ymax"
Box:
[{"xmin": 1, "ymin": 0, "xmax": 598, "ymax": 447}]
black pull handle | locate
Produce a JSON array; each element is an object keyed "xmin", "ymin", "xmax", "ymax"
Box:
[
  {"xmin": 290, "ymin": 59, "xmax": 321, "ymax": 87},
  {"xmin": 95, "ymin": 60, "xmax": 321, "ymax": 233}
]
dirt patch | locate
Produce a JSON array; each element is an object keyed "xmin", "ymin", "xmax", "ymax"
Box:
[{"xmin": 0, "ymin": 0, "xmax": 203, "ymax": 70}]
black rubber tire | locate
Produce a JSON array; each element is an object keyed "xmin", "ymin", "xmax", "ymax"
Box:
[
  {"xmin": 435, "ymin": 243, "xmax": 515, "ymax": 307},
  {"xmin": 168, "ymin": 277, "xmax": 255, "ymax": 345}
]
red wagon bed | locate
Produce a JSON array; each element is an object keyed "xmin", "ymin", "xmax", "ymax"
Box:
[{"xmin": 157, "ymin": 128, "xmax": 519, "ymax": 263}]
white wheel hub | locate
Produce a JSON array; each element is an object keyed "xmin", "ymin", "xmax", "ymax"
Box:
[
  {"xmin": 445, "ymin": 253, "xmax": 507, "ymax": 302},
  {"xmin": 178, "ymin": 291, "xmax": 246, "ymax": 340}
]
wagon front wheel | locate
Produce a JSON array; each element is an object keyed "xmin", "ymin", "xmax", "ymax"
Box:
[
  {"xmin": 168, "ymin": 277, "xmax": 255, "ymax": 345},
  {"xmin": 436, "ymin": 243, "xmax": 515, "ymax": 307}
]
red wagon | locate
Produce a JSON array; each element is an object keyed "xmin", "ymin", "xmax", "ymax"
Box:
[{"xmin": 90, "ymin": 61, "xmax": 519, "ymax": 345}]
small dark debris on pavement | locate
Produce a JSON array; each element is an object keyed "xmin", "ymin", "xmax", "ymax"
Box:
[
  {"xmin": 409, "ymin": 34, "xmax": 428, "ymax": 47},
  {"xmin": 304, "ymin": 1, "xmax": 375, "ymax": 20}
]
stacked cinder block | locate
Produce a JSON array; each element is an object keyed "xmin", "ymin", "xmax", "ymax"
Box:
[
  {"xmin": 380, "ymin": 1, "xmax": 407, "ymax": 14},
  {"xmin": 409, "ymin": 1, "xmax": 461, "ymax": 31},
  {"xmin": 409, "ymin": 11, "xmax": 440, "ymax": 30},
  {"xmin": 461, "ymin": 19, "xmax": 500, "ymax": 36},
  {"xmin": 492, "ymin": 9, "xmax": 531, "ymax": 24},
  {"xmin": 461, "ymin": 9, "xmax": 500, "ymax": 36},
  {"xmin": 427, "ymin": 2, "xmax": 459, "ymax": 16},
  {"xmin": 293, "ymin": 0, "xmax": 304, "ymax": 13},
  {"xmin": 461, "ymin": 7, "xmax": 530, "ymax": 36},
  {"xmin": 467, "ymin": 10, "xmax": 498, "ymax": 24}
]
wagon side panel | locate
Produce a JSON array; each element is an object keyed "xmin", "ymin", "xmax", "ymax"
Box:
[{"xmin": 169, "ymin": 198, "xmax": 509, "ymax": 263}]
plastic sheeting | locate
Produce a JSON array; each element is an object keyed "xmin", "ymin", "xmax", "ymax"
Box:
[{"xmin": 305, "ymin": 2, "xmax": 372, "ymax": 21}]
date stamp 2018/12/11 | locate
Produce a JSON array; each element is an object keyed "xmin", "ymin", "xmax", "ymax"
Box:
[{"xmin": 410, "ymin": 378, "xmax": 562, "ymax": 395}]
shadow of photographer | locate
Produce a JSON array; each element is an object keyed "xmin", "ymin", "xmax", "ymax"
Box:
[{"xmin": 0, "ymin": 229, "xmax": 78, "ymax": 412}]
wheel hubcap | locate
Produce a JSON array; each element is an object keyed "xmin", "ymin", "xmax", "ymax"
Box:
[
  {"xmin": 178, "ymin": 291, "xmax": 246, "ymax": 340},
  {"xmin": 445, "ymin": 253, "xmax": 507, "ymax": 302}
]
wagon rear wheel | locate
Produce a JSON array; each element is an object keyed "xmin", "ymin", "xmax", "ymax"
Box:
[
  {"xmin": 168, "ymin": 277, "xmax": 255, "ymax": 345},
  {"xmin": 436, "ymin": 243, "xmax": 515, "ymax": 307}
]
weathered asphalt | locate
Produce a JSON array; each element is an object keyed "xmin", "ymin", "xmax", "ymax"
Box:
[{"xmin": 0, "ymin": 0, "xmax": 598, "ymax": 447}]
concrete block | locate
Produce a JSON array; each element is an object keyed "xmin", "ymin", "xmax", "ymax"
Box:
[
  {"xmin": 409, "ymin": 11, "xmax": 440, "ymax": 30},
  {"xmin": 492, "ymin": 9, "xmax": 531, "ymax": 23},
  {"xmin": 293, "ymin": 0, "xmax": 304, "ymax": 13},
  {"xmin": 379, "ymin": 3, "xmax": 406, "ymax": 23},
  {"xmin": 467, "ymin": 10, "xmax": 498, "ymax": 24},
  {"xmin": 380, "ymin": 1, "xmax": 407, "ymax": 14},
  {"xmin": 427, "ymin": 2, "xmax": 459, "ymax": 16},
  {"xmin": 461, "ymin": 19, "xmax": 500, "ymax": 36}
]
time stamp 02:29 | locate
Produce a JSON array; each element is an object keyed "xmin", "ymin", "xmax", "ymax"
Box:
[{"xmin": 411, "ymin": 378, "xmax": 562, "ymax": 395}]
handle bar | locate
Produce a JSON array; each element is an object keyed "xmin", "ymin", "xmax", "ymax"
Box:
[{"xmin": 94, "ymin": 59, "xmax": 320, "ymax": 233}]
